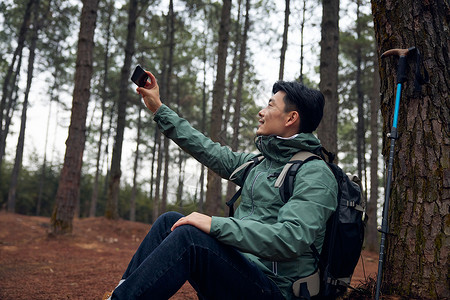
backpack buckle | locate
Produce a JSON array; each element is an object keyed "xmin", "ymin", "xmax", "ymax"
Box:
[{"xmin": 292, "ymin": 271, "xmax": 320, "ymax": 298}]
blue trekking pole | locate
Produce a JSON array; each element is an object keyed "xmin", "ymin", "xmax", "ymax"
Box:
[{"xmin": 375, "ymin": 47, "xmax": 416, "ymax": 300}]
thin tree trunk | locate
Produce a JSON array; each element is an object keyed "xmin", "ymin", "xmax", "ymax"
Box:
[
  {"xmin": 153, "ymin": 131, "xmax": 163, "ymax": 220},
  {"xmin": 299, "ymin": 0, "xmax": 306, "ymax": 83},
  {"xmin": 205, "ymin": 0, "xmax": 231, "ymax": 216},
  {"xmin": 90, "ymin": 3, "xmax": 113, "ymax": 218},
  {"xmin": 105, "ymin": 0, "xmax": 138, "ymax": 220},
  {"xmin": 89, "ymin": 98, "xmax": 107, "ymax": 217},
  {"xmin": 317, "ymin": 0, "xmax": 339, "ymax": 155},
  {"xmin": 366, "ymin": 48, "xmax": 380, "ymax": 252},
  {"xmin": 198, "ymin": 29, "xmax": 208, "ymax": 213},
  {"xmin": 0, "ymin": 55, "xmax": 22, "ymax": 173},
  {"xmin": 0, "ymin": 0, "xmax": 33, "ymax": 172},
  {"xmin": 37, "ymin": 69, "xmax": 58, "ymax": 216},
  {"xmin": 176, "ymin": 149, "xmax": 186, "ymax": 207},
  {"xmin": 51, "ymin": 0, "xmax": 99, "ymax": 234},
  {"xmin": 161, "ymin": 0, "xmax": 175, "ymax": 214},
  {"xmin": 223, "ymin": 0, "xmax": 241, "ymax": 146},
  {"xmin": 130, "ymin": 107, "xmax": 142, "ymax": 222},
  {"xmin": 279, "ymin": 0, "xmax": 290, "ymax": 80},
  {"xmin": 355, "ymin": 0, "xmax": 365, "ymax": 182},
  {"xmin": 226, "ymin": 0, "xmax": 251, "ymax": 202},
  {"xmin": 232, "ymin": 0, "xmax": 250, "ymax": 152},
  {"xmin": 149, "ymin": 129, "xmax": 156, "ymax": 221},
  {"xmin": 225, "ymin": 0, "xmax": 243, "ymax": 201},
  {"xmin": 8, "ymin": 0, "xmax": 40, "ymax": 213},
  {"xmin": 101, "ymin": 101, "xmax": 115, "ymax": 203}
]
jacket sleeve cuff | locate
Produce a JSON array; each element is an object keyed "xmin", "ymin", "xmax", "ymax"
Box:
[
  {"xmin": 152, "ymin": 103, "xmax": 168, "ymax": 120},
  {"xmin": 210, "ymin": 216, "xmax": 224, "ymax": 236}
]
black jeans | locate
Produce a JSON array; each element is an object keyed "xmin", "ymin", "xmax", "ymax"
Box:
[{"xmin": 112, "ymin": 211, "xmax": 284, "ymax": 299}]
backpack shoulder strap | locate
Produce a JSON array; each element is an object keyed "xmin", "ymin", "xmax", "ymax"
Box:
[
  {"xmin": 274, "ymin": 151, "xmax": 320, "ymax": 188},
  {"xmin": 229, "ymin": 155, "xmax": 264, "ymax": 181},
  {"xmin": 276, "ymin": 151, "xmax": 322, "ymax": 204},
  {"xmin": 227, "ymin": 155, "xmax": 264, "ymax": 217}
]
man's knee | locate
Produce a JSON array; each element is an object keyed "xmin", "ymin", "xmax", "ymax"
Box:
[
  {"xmin": 170, "ymin": 224, "xmax": 213, "ymax": 248},
  {"xmin": 155, "ymin": 211, "xmax": 184, "ymax": 226}
]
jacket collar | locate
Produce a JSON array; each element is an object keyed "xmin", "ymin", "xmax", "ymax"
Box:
[{"xmin": 254, "ymin": 134, "xmax": 322, "ymax": 164}]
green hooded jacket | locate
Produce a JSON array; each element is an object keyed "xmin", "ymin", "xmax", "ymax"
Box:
[{"xmin": 154, "ymin": 105, "xmax": 338, "ymax": 299}]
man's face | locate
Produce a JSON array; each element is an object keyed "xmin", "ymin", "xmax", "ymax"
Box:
[{"xmin": 256, "ymin": 91, "xmax": 291, "ymax": 137}]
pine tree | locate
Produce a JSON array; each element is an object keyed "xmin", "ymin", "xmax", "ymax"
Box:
[
  {"xmin": 372, "ymin": 0, "xmax": 448, "ymax": 297},
  {"xmin": 51, "ymin": 0, "xmax": 100, "ymax": 234}
]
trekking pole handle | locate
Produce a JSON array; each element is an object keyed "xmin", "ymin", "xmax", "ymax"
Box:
[{"xmin": 381, "ymin": 47, "xmax": 416, "ymax": 84}]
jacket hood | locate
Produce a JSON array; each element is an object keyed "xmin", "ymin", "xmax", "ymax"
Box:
[{"xmin": 254, "ymin": 133, "xmax": 322, "ymax": 164}]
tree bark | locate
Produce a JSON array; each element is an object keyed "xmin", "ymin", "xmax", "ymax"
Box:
[
  {"xmin": 366, "ymin": 48, "xmax": 380, "ymax": 252},
  {"xmin": 90, "ymin": 2, "xmax": 113, "ymax": 218},
  {"xmin": 105, "ymin": 0, "xmax": 138, "ymax": 220},
  {"xmin": 130, "ymin": 107, "xmax": 142, "ymax": 222},
  {"xmin": 355, "ymin": 0, "xmax": 365, "ymax": 183},
  {"xmin": 0, "ymin": 56, "xmax": 22, "ymax": 175},
  {"xmin": 317, "ymin": 0, "xmax": 339, "ymax": 155},
  {"xmin": 8, "ymin": 0, "xmax": 40, "ymax": 213},
  {"xmin": 152, "ymin": 130, "xmax": 163, "ymax": 221},
  {"xmin": 198, "ymin": 31, "xmax": 209, "ymax": 213},
  {"xmin": 298, "ymin": 0, "xmax": 306, "ymax": 83},
  {"xmin": 279, "ymin": 0, "xmax": 290, "ymax": 80},
  {"xmin": 223, "ymin": 0, "xmax": 241, "ymax": 147},
  {"xmin": 232, "ymin": 0, "xmax": 250, "ymax": 153},
  {"xmin": 51, "ymin": 0, "xmax": 99, "ymax": 234},
  {"xmin": 225, "ymin": 0, "xmax": 242, "ymax": 204},
  {"xmin": 161, "ymin": 0, "xmax": 175, "ymax": 214},
  {"xmin": 205, "ymin": 0, "xmax": 232, "ymax": 216},
  {"xmin": 0, "ymin": 0, "xmax": 33, "ymax": 172},
  {"xmin": 37, "ymin": 67, "xmax": 59, "ymax": 216},
  {"xmin": 372, "ymin": 0, "xmax": 449, "ymax": 297}
]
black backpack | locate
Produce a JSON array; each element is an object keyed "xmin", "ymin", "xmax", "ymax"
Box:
[{"xmin": 226, "ymin": 149, "xmax": 367, "ymax": 299}]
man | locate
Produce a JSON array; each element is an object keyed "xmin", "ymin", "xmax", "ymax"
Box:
[{"xmin": 104, "ymin": 71, "xmax": 337, "ymax": 299}]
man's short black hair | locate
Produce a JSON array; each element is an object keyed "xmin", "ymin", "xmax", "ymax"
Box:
[{"xmin": 272, "ymin": 81, "xmax": 325, "ymax": 133}]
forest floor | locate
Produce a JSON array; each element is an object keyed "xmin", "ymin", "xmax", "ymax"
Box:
[{"xmin": 0, "ymin": 212, "xmax": 380, "ymax": 299}]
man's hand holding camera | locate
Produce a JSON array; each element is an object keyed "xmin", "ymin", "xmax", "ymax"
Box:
[{"xmin": 132, "ymin": 67, "xmax": 162, "ymax": 113}]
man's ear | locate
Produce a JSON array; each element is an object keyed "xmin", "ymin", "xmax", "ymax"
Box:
[{"xmin": 286, "ymin": 111, "xmax": 300, "ymax": 128}]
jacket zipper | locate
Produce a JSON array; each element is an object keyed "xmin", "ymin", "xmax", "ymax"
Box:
[{"xmin": 241, "ymin": 171, "xmax": 262, "ymax": 220}]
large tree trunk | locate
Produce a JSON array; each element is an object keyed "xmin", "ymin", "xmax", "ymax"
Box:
[
  {"xmin": 317, "ymin": 0, "xmax": 339, "ymax": 155},
  {"xmin": 372, "ymin": 0, "xmax": 449, "ymax": 297},
  {"xmin": 51, "ymin": 0, "xmax": 99, "ymax": 234},
  {"xmin": 205, "ymin": 0, "xmax": 231, "ymax": 216},
  {"xmin": 105, "ymin": 0, "xmax": 138, "ymax": 220}
]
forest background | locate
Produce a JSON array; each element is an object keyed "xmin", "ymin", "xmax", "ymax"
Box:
[
  {"xmin": 1, "ymin": 0, "xmax": 378, "ymax": 228},
  {"xmin": 0, "ymin": 0, "xmax": 448, "ymax": 298}
]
